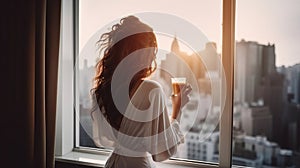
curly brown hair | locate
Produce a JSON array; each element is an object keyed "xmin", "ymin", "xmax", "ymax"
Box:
[{"xmin": 92, "ymin": 16, "xmax": 157, "ymax": 130}]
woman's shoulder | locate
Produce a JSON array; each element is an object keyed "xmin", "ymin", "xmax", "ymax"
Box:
[
  {"xmin": 139, "ymin": 79, "xmax": 166, "ymax": 100},
  {"xmin": 131, "ymin": 79, "xmax": 165, "ymax": 106},
  {"xmin": 141, "ymin": 79, "xmax": 163, "ymax": 90}
]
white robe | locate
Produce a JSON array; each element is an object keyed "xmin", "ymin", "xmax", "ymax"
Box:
[{"xmin": 91, "ymin": 79, "xmax": 184, "ymax": 168}]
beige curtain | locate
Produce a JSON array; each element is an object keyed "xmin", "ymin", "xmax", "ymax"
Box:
[{"xmin": 0, "ymin": 0, "xmax": 61, "ymax": 168}]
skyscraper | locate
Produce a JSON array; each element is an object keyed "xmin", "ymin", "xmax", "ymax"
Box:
[
  {"xmin": 240, "ymin": 106, "xmax": 272, "ymax": 140},
  {"xmin": 235, "ymin": 39, "xmax": 287, "ymax": 143},
  {"xmin": 235, "ymin": 40, "xmax": 277, "ymax": 104}
]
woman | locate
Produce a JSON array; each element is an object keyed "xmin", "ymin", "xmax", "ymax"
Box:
[{"xmin": 91, "ymin": 16, "xmax": 192, "ymax": 168}]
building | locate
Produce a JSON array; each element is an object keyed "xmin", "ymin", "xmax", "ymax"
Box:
[
  {"xmin": 282, "ymin": 103, "xmax": 300, "ymax": 151},
  {"xmin": 240, "ymin": 105, "xmax": 273, "ymax": 140},
  {"xmin": 79, "ymin": 59, "xmax": 97, "ymax": 147},
  {"xmin": 185, "ymin": 131, "xmax": 219, "ymax": 162},
  {"xmin": 278, "ymin": 64, "xmax": 300, "ymax": 151},
  {"xmin": 235, "ymin": 39, "xmax": 287, "ymax": 144},
  {"xmin": 79, "ymin": 59, "xmax": 95, "ymax": 109},
  {"xmin": 282, "ymin": 64, "xmax": 300, "ymax": 104},
  {"xmin": 160, "ymin": 37, "xmax": 191, "ymax": 82},
  {"xmin": 235, "ymin": 39, "xmax": 276, "ymax": 104},
  {"xmin": 160, "ymin": 37, "xmax": 221, "ymax": 95},
  {"xmin": 232, "ymin": 133, "xmax": 295, "ymax": 167}
]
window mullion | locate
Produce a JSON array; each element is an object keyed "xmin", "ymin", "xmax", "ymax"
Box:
[{"xmin": 219, "ymin": 0, "xmax": 235, "ymax": 167}]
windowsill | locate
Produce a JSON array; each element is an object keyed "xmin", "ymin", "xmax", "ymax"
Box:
[
  {"xmin": 55, "ymin": 149, "xmax": 249, "ymax": 168},
  {"xmin": 55, "ymin": 149, "xmax": 221, "ymax": 168},
  {"xmin": 55, "ymin": 151, "xmax": 108, "ymax": 167}
]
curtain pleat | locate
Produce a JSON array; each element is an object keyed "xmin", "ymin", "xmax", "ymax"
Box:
[
  {"xmin": 45, "ymin": 0, "xmax": 61, "ymax": 167},
  {"xmin": 0, "ymin": 0, "xmax": 61, "ymax": 168},
  {"xmin": 34, "ymin": 0, "xmax": 47, "ymax": 167}
]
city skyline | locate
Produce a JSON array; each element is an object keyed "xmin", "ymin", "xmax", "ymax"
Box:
[
  {"xmin": 78, "ymin": 38, "xmax": 300, "ymax": 167},
  {"xmin": 79, "ymin": 38, "xmax": 300, "ymax": 70}
]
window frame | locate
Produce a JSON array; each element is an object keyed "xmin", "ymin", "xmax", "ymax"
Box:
[{"xmin": 55, "ymin": 0, "xmax": 236, "ymax": 167}]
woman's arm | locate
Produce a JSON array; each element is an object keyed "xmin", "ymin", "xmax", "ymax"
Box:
[
  {"xmin": 149, "ymin": 83, "xmax": 191, "ymax": 161},
  {"xmin": 171, "ymin": 84, "xmax": 192, "ymax": 122}
]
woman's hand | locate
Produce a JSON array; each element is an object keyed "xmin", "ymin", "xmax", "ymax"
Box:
[{"xmin": 171, "ymin": 84, "xmax": 192, "ymax": 120}]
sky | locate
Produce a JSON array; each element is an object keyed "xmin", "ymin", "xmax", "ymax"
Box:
[
  {"xmin": 79, "ymin": 0, "xmax": 300, "ymax": 67},
  {"xmin": 236, "ymin": 0, "xmax": 300, "ymax": 67}
]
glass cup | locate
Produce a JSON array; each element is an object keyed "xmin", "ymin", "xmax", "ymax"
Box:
[{"xmin": 171, "ymin": 77, "xmax": 186, "ymax": 96}]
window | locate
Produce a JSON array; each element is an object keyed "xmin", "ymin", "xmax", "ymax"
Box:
[
  {"xmin": 77, "ymin": 0, "xmax": 224, "ymax": 165},
  {"xmin": 232, "ymin": 0, "xmax": 300, "ymax": 167},
  {"xmin": 56, "ymin": 0, "xmax": 236, "ymax": 167}
]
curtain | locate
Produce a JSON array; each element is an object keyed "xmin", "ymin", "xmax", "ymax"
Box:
[{"xmin": 0, "ymin": 0, "xmax": 61, "ymax": 168}]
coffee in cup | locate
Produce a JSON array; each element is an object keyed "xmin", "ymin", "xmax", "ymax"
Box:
[{"xmin": 171, "ymin": 77, "xmax": 186, "ymax": 96}]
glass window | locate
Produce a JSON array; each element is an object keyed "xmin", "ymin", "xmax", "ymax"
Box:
[
  {"xmin": 233, "ymin": 0, "xmax": 300, "ymax": 167},
  {"xmin": 77, "ymin": 0, "xmax": 224, "ymax": 164}
]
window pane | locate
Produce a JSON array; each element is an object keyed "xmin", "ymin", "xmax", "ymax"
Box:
[
  {"xmin": 78, "ymin": 0, "xmax": 223, "ymax": 164},
  {"xmin": 233, "ymin": 0, "xmax": 300, "ymax": 167}
]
